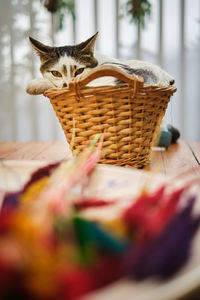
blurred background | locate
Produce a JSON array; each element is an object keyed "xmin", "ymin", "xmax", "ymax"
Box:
[{"xmin": 0, "ymin": 0, "xmax": 199, "ymax": 142}]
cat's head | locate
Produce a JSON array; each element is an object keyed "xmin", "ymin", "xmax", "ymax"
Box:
[{"xmin": 29, "ymin": 33, "xmax": 98, "ymax": 88}]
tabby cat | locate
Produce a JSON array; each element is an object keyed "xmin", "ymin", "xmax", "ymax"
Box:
[{"xmin": 26, "ymin": 32, "xmax": 175, "ymax": 95}]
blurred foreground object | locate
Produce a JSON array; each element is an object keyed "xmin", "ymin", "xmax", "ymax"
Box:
[{"xmin": 0, "ymin": 135, "xmax": 199, "ymax": 300}]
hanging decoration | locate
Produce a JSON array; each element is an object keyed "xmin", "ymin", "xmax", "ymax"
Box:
[
  {"xmin": 124, "ymin": 0, "xmax": 152, "ymax": 26},
  {"xmin": 41, "ymin": 0, "xmax": 152, "ymax": 31},
  {"xmin": 41, "ymin": 0, "xmax": 75, "ymax": 30}
]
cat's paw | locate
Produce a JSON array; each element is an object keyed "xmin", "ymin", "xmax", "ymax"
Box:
[
  {"xmin": 158, "ymin": 72, "xmax": 175, "ymax": 86},
  {"xmin": 26, "ymin": 78, "xmax": 55, "ymax": 95}
]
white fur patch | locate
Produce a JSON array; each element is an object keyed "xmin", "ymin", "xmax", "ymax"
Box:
[
  {"xmin": 87, "ymin": 76, "xmax": 117, "ymax": 87},
  {"xmin": 124, "ymin": 59, "xmax": 174, "ymax": 86},
  {"xmin": 56, "ymin": 56, "xmax": 84, "ymax": 71},
  {"xmin": 26, "ymin": 78, "xmax": 55, "ymax": 95}
]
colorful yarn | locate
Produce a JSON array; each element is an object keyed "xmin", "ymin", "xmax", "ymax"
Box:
[{"xmin": 0, "ymin": 137, "xmax": 199, "ymax": 300}]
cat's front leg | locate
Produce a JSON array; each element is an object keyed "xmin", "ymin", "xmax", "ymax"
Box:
[{"xmin": 26, "ymin": 78, "xmax": 55, "ymax": 95}]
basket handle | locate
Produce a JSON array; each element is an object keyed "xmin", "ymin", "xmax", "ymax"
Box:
[{"xmin": 68, "ymin": 65, "xmax": 144, "ymax": 89}]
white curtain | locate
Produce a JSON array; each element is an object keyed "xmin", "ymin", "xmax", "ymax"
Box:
[{"xmin": 0, "ymin": 0, "xmax": 199, "ymax": 142}]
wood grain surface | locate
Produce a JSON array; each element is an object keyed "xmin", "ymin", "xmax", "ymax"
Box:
[{"xmin": 0, "ymin": 140, "xmax": 199, "ymax": 176}]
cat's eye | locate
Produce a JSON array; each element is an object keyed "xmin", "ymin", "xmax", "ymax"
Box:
[
  {"xmin": 51, "ymin": 70, "xmax": 62, "ymax": 78},
  {"xmin": 74, "ymin": 68, "xmax": 85, "ymax": 77}
]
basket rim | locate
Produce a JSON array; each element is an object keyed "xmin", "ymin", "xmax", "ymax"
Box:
[{"xmin": 44, "ymin": 83, "xmax": 177, "ymax": 98}]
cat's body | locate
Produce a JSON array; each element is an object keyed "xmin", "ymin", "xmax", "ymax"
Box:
[{"xmin": 26, "ymin": 33, "xmax": 175, "ymax": 95}]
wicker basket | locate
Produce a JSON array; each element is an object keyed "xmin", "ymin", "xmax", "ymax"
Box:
[{"xmin": 44, "ymin": 65, "xmax": 176, "ymax": 168}]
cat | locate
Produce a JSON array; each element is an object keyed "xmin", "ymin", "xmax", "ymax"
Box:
[{"xmin": 26, "ymin": 32, "xmax": 175, "ymax": 95}]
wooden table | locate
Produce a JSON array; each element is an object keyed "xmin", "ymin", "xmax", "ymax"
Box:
[{"xmin": 0, "ymin": 140, "xmax": 199, "ymax": 177}]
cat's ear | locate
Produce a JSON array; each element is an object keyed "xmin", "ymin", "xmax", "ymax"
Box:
[
  {"xmin": 29, "ymin": 37, "xmax": 53, "ymax": 57},
  {"xmin": 77, "ymin": 32, "xmax": 98, "ymax": 53}
]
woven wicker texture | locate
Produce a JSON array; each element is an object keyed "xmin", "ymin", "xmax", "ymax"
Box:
[{"xmin": 44, "ymin": 65, "xmax": 176, "ymax": 168}]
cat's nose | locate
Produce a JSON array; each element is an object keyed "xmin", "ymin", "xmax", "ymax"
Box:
[{"xmin": 63, "ymin": 83, "xmax": 67, "ymax": 88}]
